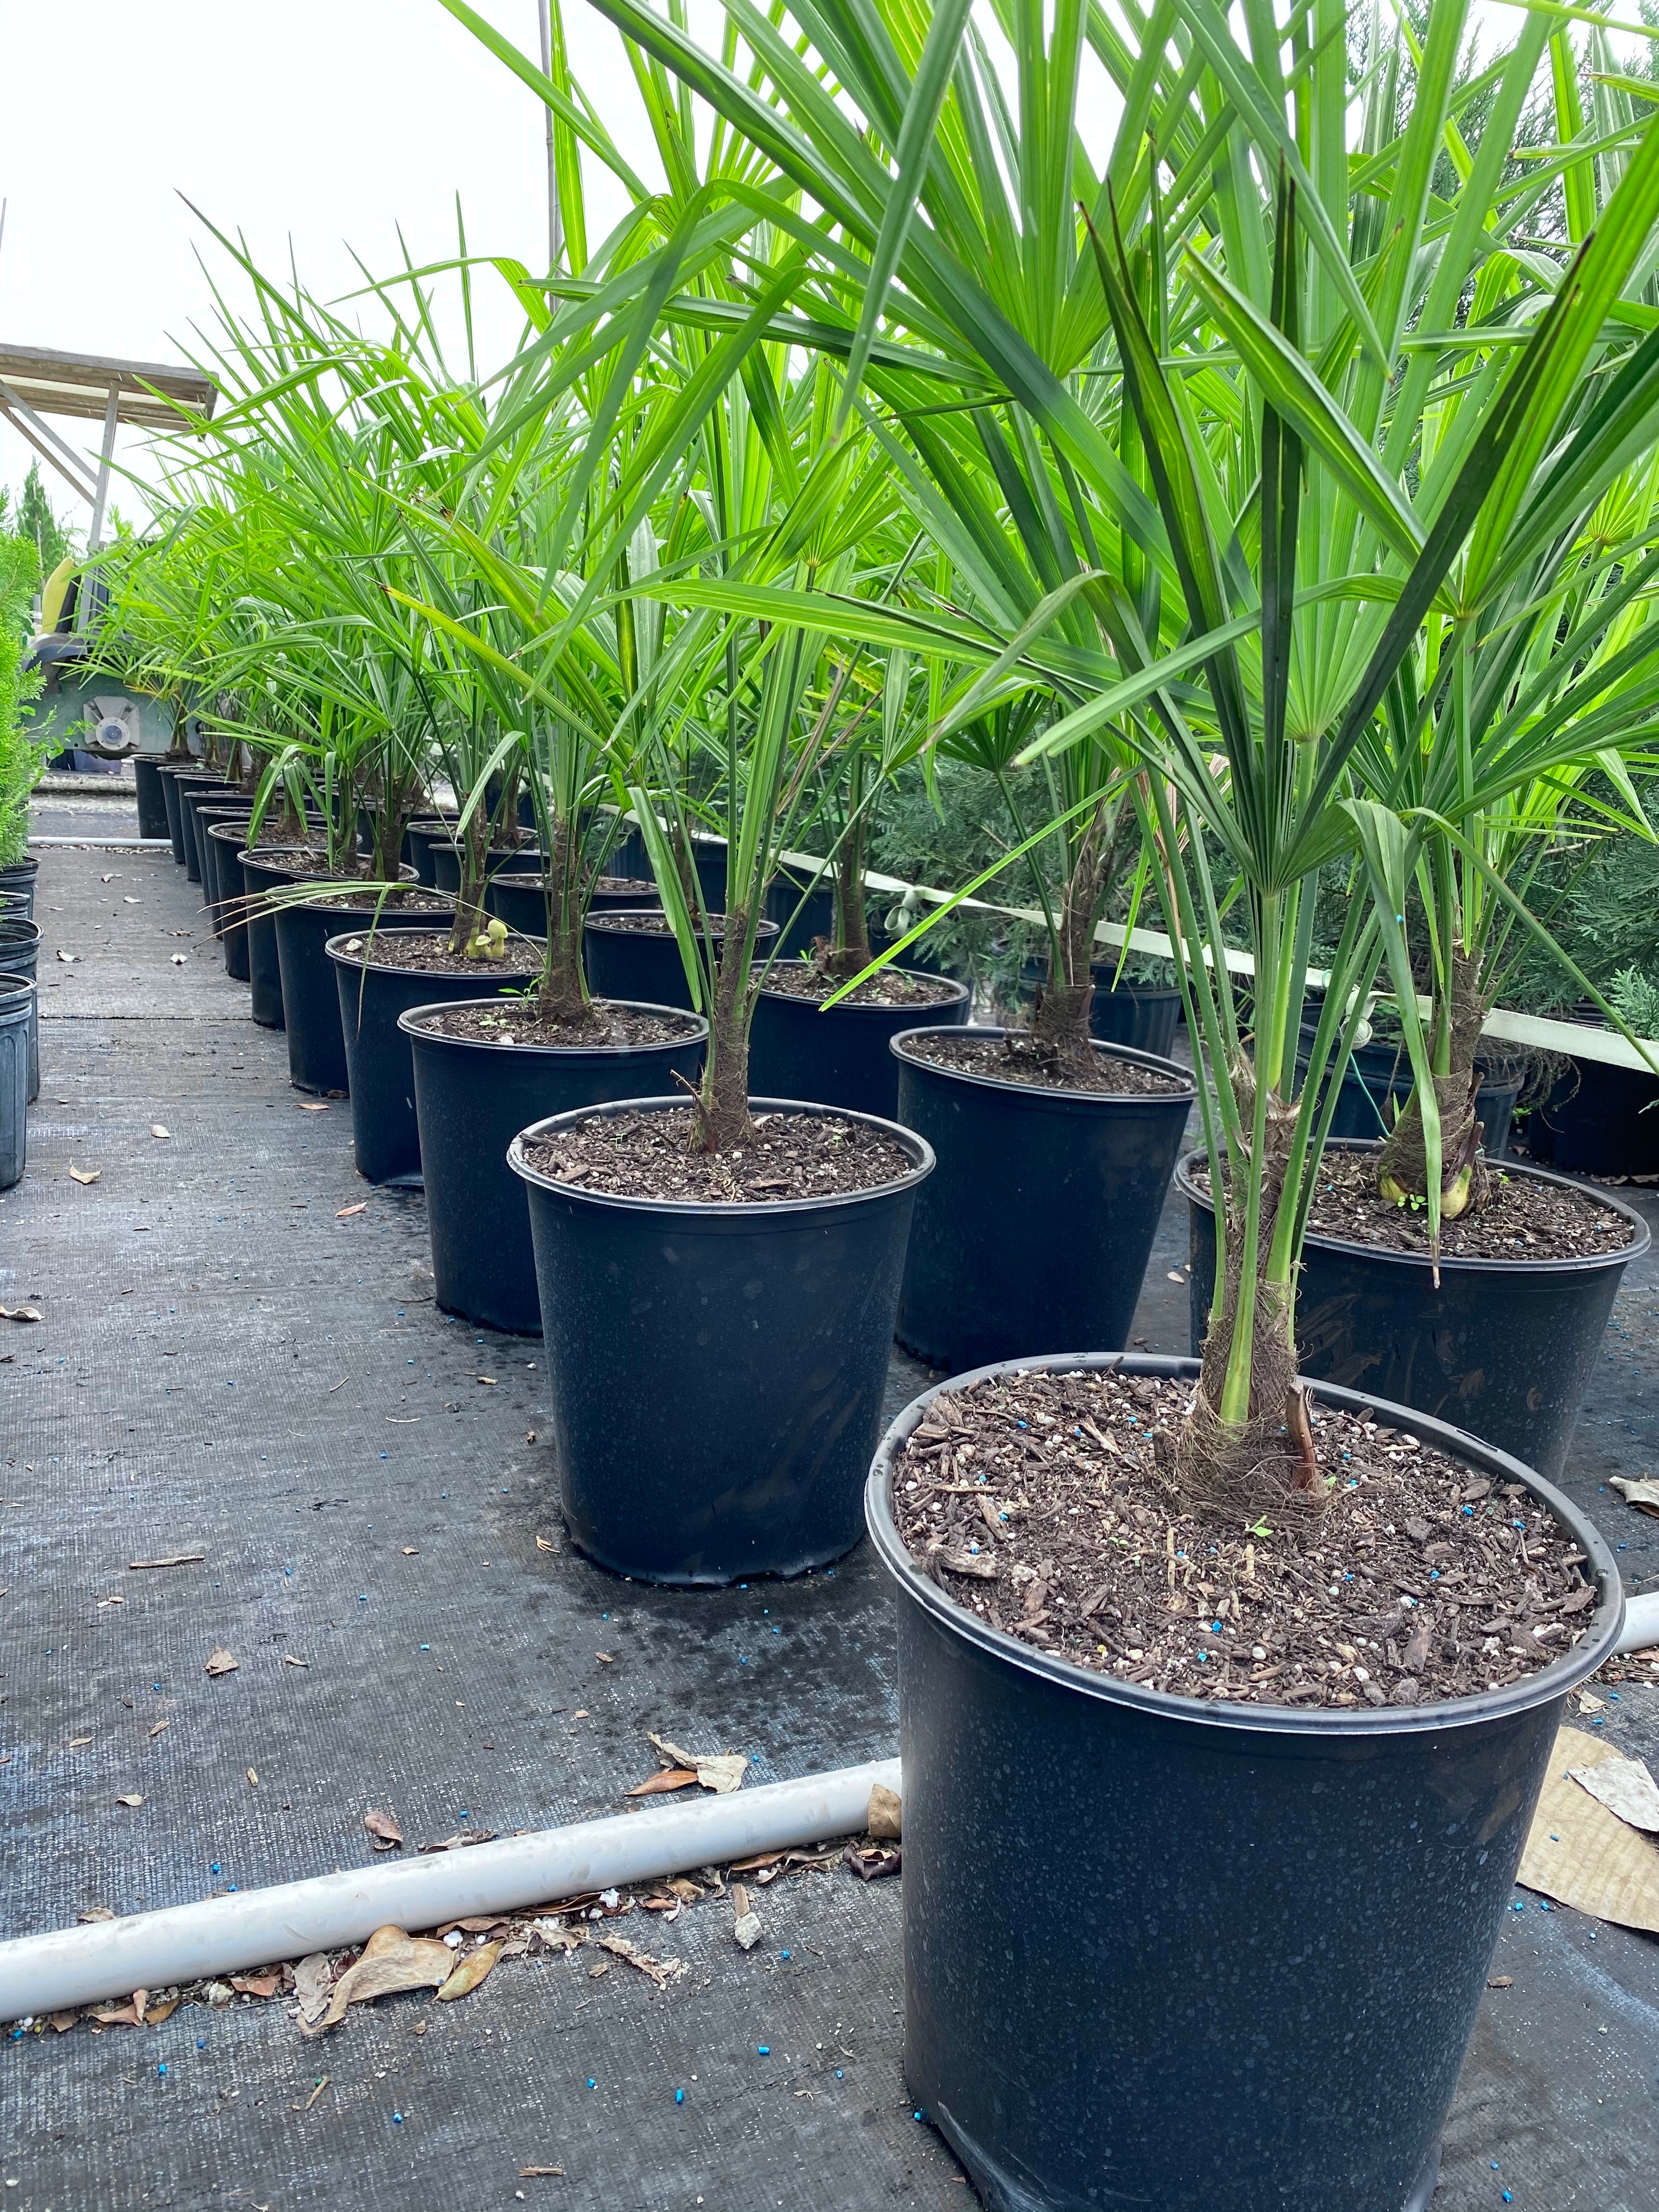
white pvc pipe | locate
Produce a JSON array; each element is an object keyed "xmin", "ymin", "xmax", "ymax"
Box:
[
  {"xmin": 0, "ymin": 1758, "xmax": 900, "ymax": 2020},
  {"xmin": 1614, "ymin": 1590, "xmax": 1659, "ymax": 1656}
]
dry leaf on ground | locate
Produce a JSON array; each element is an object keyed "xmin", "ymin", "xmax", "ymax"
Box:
[
  {"xmin": 230, "ymin": 1972, "xmax": 280, "ymax": 1999},
  {"xmin": 417, "ymin": 1826, "xmax": 495, "ymax": 1853},
  {"xmin": 77, "ymin": 1907, "xmax": 115, "ymax": 1924},
  {"xmin": 363, "ymin": 1808, "xmax": 404, "ymax": 1852},
  {"xmin": 336, "ymin": 1201, "xmax": 367, "ymax": 1218},
  {"xmin": 205, "ymin": 1647, "xmax": 238, "ymax": 1677},
  {"xmin": 128, "ymin": 1553, "xmax": 204, "ymax": 1571},
  {"xmin": 114, "ymin": 1793, "xmax": 144, "ymax": 1809},
  {"xmin": 645, "ymin": 1733, "xmax": 747, "ymax": 1795},
  {"xmin": 625, "ymin": 1768, "xmax": 698, "ymax": 1798},
  {"xmin": 1519, "ymin": 1726, "xmax": 1659, "ymax": 1934},
  {"xmin": 246, "ymin": 1768, "xmax": 259, "ymax": 1787},
  {"xmin": 867, "ymin": 1783, "xmax": 903, "ymax": 1840},
  {"xmin": 843, "ymin": 1843, "xmax": 901, "ymax": 1882},
  {"xmin": 68, "ymin": 1167, "xmax": 100, "ymax": 1186},
  {"xmin": 297, "ymin": 1103, "xmax": 331, "ymax": 1113},
  {"xmin": 1609, "ymin": 1476, "xmax": 1659, "ymax": 1516},
  {"xmin": 293, "ymin": 1953, "xmax": 335, "ymax": 2028},
  {"xmin": 306, "ymin": 1926, "xmax": 454, "ymax": 2034},
  {"xmin": 1570, "ymin": 1751, "xmax": 1659, "ymax": 1832},
  {"xmin": 0, "ymin": 1306, "xmax": 42, "ymax": 1324},
  {"xmin": 149, "ymin": 1125, "xmax": 169, "ymax": 1139},
  {"xmin": 594, "ymin": 1934, "xmax": 687, "ymax": 1989},
  {"xmin": 436, "ymin": 1940, "xmax": 502, "ymax": 2000},
  {"xmin": 148, "ymin": 1720, "xmax": 168, "ymax": 1739},
  {"xmin": 521, "ymin": 2170, "xmax": 566, "ymax": 2181}
]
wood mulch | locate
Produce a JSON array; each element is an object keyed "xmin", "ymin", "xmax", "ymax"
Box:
[
  {"xmin": 894, "ymin": 1365, "xmax": 1599, "ymax": 1711},
  {"xmin": 413, "ymin": 1001, "xmax": 700, "ymax": 1050},
  {"xmin": 762, "ymin": 962, "xmax": 961, "ymax": 1009},
  {"xmin": 328, "ymin": 929, "xmax": 543, "ymax": 977},
  {"xmin": 1295, "ymin": 1152, "xmax": 1634, "ymax": 1261}
]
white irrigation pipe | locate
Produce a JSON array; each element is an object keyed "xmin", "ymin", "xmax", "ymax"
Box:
[
  {"xmin": 0, "ymin": 1759, "xmax": 900, "ymax": 2021},
  {"xmin": 1615, "ymin": 1590, "xmax": 1659, "ymax": 1655}
]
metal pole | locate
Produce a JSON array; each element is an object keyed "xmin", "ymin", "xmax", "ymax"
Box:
[
  {"xmin": 87, "ymin": 380, "xmax": 120, "ymax": 551},
  {"xmin": 537, "ymin": 0, "xmax": 563, "ymax": 274}
]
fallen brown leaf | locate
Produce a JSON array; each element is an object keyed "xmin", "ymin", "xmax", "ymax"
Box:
[
  {"xmin": 293, "ymin": 1955, "xmax": 335, "ymax": 2028},
  {"xmin": 148, "ymin": 1720, "xmax": 168, "ymax": 1739},
  {"xmin": 297, "ymin": 1102, "xmax": 331, "ymax": 1113},
  {"xmin": 128, "ymin": 1553, "xmax": 204, "ymax": 1571},
  {"xmin": 535, "ymin": 1535, "xmax": 557, "ymax": 1553},
  {"xmin": 867, "ymin": 1782, "xmax": 903, "ymax": 1841},
  {"xmin": 282, "ymin": 1653, "xmax": 309, "ymax": 1668},
  {"xmin": 306, "ymin": 1927, "xmax": 454, "ymax": 2033},
  {"xmin": 48, "ymin": 2011, "xmax": 77, "ymax": 2033},
  {"xmin": 77, "ymin": 1907, "xmax": 115, "ymax": 1923},
  {"xmin": 400, "ymin": 1546, "xmax": 419, "ymax": 1556},
  {"xmin": 625, "ymin": 1768, "xmax": 699, "ymax": 1798},
  {"xmin": 363, "ymin": 1807, "xmax": 404, "ymax": 1852},
  {"xmin": 0, "ymin": 1305, "xmax": 42, "ymax": 1323},
  {"xmin": 336, "ymin": 1202, "xmax": 367, "ymax": 1218},
  {"xmin": 476, "ymin": 1374, "xmax": 498, "ymax": 1385},
  {"xmin": 115, "ymin": 1793, "xmax": 144, "ymax": 1809},
  {"xmin": 1486, "ymin": 1975, "xmax": 1514, "ymax": 1990},
  {"xmin": 68, "ymin": 1167, "xmax": 101, "ymax": 1186},
  {"xmin": 91, "ymin": 2004, "xmax": 138, "ymax": 2027},
  {"xmin": 246, "ymin": 1767, "xmax": 259, "ymax": 1787},
  {"xmin": 417, "ymin": 1826, "xmax": 496, "ymax": 1854},
  {"xmin": 436, "ymin": 1939, "xmax": 502, "ymax": 2001},
  {"xmin": 150, "ymin": 1124, "xmax": 170, "ymax": 1139},
  {"xmin": 205, "ymin": 1647, "xmax": 239, "ymax": 1678},
  {"xmin": 843, "ymin": 1842, "xmax": 901, "ymax": 1882},
  {"xmin": 67, "ymin": 1734, "xmax": 93, "ymax": 1749},
  {"xmin": 1610, "ymin": 1476, "xmax": 1659, "ymax": 1516},
  {"xmin": 229, "ymin": 1972, "xmax": 280, "ymax": 1999},
  {"xmin": 595, "ymin": 1934, "xmax": 687, "ymax": 1990},
  {"xmin": 595, "ymin": 1651, "xmax": 614, "ymax": 1664}
]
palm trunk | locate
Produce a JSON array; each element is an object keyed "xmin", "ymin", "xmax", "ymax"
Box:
[
  {"xmin": 1375, "ymin": 949, "xmax": 1491, "ymax": 1216},
  {"xmin": 816, "ymin": 807, "xmax": 872, "ymax": 980},
  {"xmin": 692, "ymin": 904, "xmax": 755, "ymax": 1151},
  {"xmin": 1028, "ymin": 826, "xmax": 1105, "ymax": 1083},
  {"xmin": 537, "ymin": 816, "xmax": 600, "ymax": 1027},
  {"xmin": 448, "ymin": 802, "xmax": 492, "ymax": 957}
]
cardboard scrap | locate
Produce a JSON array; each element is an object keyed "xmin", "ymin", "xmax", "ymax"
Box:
[
  {"xmin": 1569, "ymin": 1750, "xmax": 1659, "ymax": 1833},
  {"xmin": 1517, "ymin": 1727, "xmax": 1659, "ymax": 1934}
]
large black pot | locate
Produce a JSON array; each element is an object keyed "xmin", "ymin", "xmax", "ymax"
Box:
[
  {"xmin": 1088, "ymin": 968, "xmax": 1182, "ymax": 1057},
  {"xmin": 0, "ymin": 859, "xmax": 38, "ymax": 922},
  {"xmin": 1180, "ymin": 1141, "xmax": 1649, "ymax": 1482},
  {"xmin": 749, "ymin": 972, "xmax": 970, "ymax": 1121},
  {"xmin": 893, "ymin": 1028, "xmax": 1195, "ymax": 1372},
  {"xmin": 405, "ymin": 817, "xmax": 460, "ymax": 888},
  {"xmin": 1299, "ymin": 1029, "xmax": 1522, "ymax": 1160},
  {"xmin": 764, "ymin": 865, "xmax": 835, "ymax": 960},
  {"xmin": 428, "ymin": 843, "xmax": 541, "ymax": 897},
  {"xmin": 134, "ymin": 756, "xmax": 170, "ymax": 840},
  {"xmin": 0, "ymin": 976, "xmax": 31, "ymax": 1189},
  {"xmin": 1523, "ymin": 1047, "xmax": 1659, "ymax": 1175},
  {"xmin": 196, "ymin": 804, "xmax": 256, "ymax": 919},
  {"xmin": 156, "ymin": 763, "xmax": 194, "ymax": 864},
  {"xmin": 510, "ymin": 1097, "xmax": 932, "ymax": 1583},
  {"xmin": 485, "ymin": 873, "xmax": 662, "ymax": 936},
  {"xmin": 868, "ymin": 1351, "xmax": 1624, "ymax": 2212},
  {"xmin": 329, "ymin": 933, "xmax": 542, "ymax": 1184},
  {"xmin": 583, "ymin": 909, "xmax": 778, "ymax": 1012},
  {"xmin": 0, "ymin": 919, "xmax": 41, "ymax": 1102},
  {"xmin": 276, "ymin": 890, "xmax": 449, "ymax": 1095},
  {"xmin": 207, "ymin": 825, "xmax": 255, "ymax": 982},
  {"xmin": 403, "ymin": 999, "xmax": 708, "ymax": 1333},
  {"xmin": 239, "ymin": 850, "xmax": 340, "ymax": 1029},
  {"xmin": 172, "ymin": 774, "xmax": 229, "ymax": 883}
]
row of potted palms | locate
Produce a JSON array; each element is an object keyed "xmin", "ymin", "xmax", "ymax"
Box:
[{"xmin": 94, "ymin": 0, "xmax": 1659, "ymax": 2201}]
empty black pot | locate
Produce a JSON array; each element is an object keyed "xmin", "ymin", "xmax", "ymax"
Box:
[
  {"xmin": 329, "ymin": 933, "xmax": 542, "ymax": 1184},
  {"xmin": 893, "ymin": 1028, "xmax": 1195, "ymax": 1372},
  {"xmin": 207, "ymin": 824, "xmax": 255, "ymax": 981},
  {"xmin": 134, "ymin": 756, "xmax": 170, "ymax": 840},
  {"xmin": 510, "ymin": 1096, "xmax": 932, "ymax": 1583},
  {"xmin": 749, "ymin": 971, "xmax": 970, "ymax": 1120},
  {"xmin": 0, "ymin": 919, "xmax": 41, "ymax": 1101},
  {"xmin": 1179, "ymin": 1141, "xmax": 1649, "ymax": 1482},
  {"xmin": 276, "ymin": 890, "xmax": 450, "ymax": 1094},
  {"xmin": 428, "ymin": 843, "xmax": 542, "ymax": 897},
  {"xmin": 868, "ymin": 1351, "xmax": 1623, "ymax": 2212},
  {"xmin": 583, "ymin": 910, "xmax": 778, "ymax": 1012},
  {"xmin": 1088, "ymin": 969, "xmax": 1182, "ymax": 1057},
  {"xmin": 403, "ymin": 999, "xmax": 708, "ymax": 1332}
]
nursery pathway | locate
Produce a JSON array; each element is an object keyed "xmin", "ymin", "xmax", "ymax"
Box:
[{"xmin": 0, "ymin": 831, "xmax": 1655, "ymax": 2211}]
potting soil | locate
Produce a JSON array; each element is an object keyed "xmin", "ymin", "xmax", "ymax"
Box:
[{"xmin": 2, "ymin": 828, "xmax": 1656, "ymax": 2209}]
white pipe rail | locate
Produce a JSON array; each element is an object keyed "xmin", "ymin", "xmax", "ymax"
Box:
[{"xmin": 0, "ymin": 1759, "xmax": 899, "ymax": 2021}]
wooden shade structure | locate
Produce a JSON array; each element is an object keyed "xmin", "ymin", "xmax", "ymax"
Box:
[{"xmin": 0, "ymin": 341, "xmax": 216, "ymax": 548}]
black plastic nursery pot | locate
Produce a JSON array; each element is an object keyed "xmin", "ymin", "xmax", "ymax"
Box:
[
  {"xmin": 207, "ymin": 825, "xmax": 254, "ymax": 981},
  {"xmin": 156, "ymin": 762, "xmax": 193, "ymax": 864},
  {"xmin": 1299, "ymin": 1029, "xmax": 1521, "ymax": 1160},
  {"xmin": 583, "ymin": 909, "xmax": 779, "ymax": 1012},
  {"xmin": 1179, "ymin": 1140, "xmax": 1649, "ymax": 1483},
  {"xmin": 428, "ymin": 842, "xmax": 542, "ymax": 897},
  {"xmin": 329, "ymin": 933, "xmax": 542, "ymax": 1184},
  {"xmin": 1088, "ymin": 968, "xmax": 1182, "ymax": 1057},
  {"xmin": 239, "ymin": 850, "xmax": 324, "ymax": 1029},
  {"xmin": 482, "ymin": 873, "xmax": 663, "ymax": 938},
  {"xmin": 867, "ymin": 1351, "xmax": 1624, "ymax": 2212},
  {"xmin": 276, "ymin": 891, "xmax": 449, "ymax": 1096},
  {"xmin": 0, "ymin": 858, "xmax": 38, "ymax": 920},
  {"xmin": 0, "ymin": 975, "xmax": 32, "ymax": 1189},
  {"xmin": 196, "ymin": 805, "xmax": 256, "ymax": 919},
  {"xmin": 510, "ymin": 1097, "xmax": 933, "ymax": 1583},
  {"xmin": 893, "ymin": 1028, "xmax": 1195, "ymax": 1373},
  {"xmin": 749, "ymin": 972, "xmax": 971, "ymax": 1121},
  {"xmin": 0, "ymin": 920, "xmax": 41, "ymax": 1102},
  {"xmin": 405, "ymin": 817, "xmax": 459, "ymax": 887},
  {"xmin": 1524, "ymin": 1048, "xmax": 1659, "ymax": 1175},
  {"xmin": 133, "ymin": 756, "xmax": 170, "ymax": 840},
  {"xmin": 172, "ymin": 775, "xmax": 228, "ymax": 883},
  {"xmin": 402, "ymin": 1000, "xmax": 708, "ymax": 1334},
  {"xmin": 764, "ymin": 866, "xmax": 835, "ymax": 959}
]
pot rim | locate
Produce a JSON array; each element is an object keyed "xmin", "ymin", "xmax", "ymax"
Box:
[
  {"xmin": 0, "ymin": 970, "xmax": 36, "ymax": 1002},
  {"xmin": 757, "ymin": 965, "xmax": 970, "ymax": 1015},
  {"xmin": 890, "ymin": 1022, "xmax": 1196, "ymax": 1105},
  {"xmin": 1177, "ymin": 1138, "xmax": 1651, "ymax": 1279},
  {"xmin": 507, "ymin": 1092, "xmax": 934, "ymax": 1218},
  {"xmin": 0, "ymin": 919, "xmax": 42, "ymax": 945},
  {"xmin": 0, "ymin": 856, "xmax": 40, "ymax": 874},
  {"xmin": 582, "ymin": 906, "xmax": 781, "ymax": 943},
  {"xmin": 399, "ymin": 997, "xmax": 708, "ymax": 1057},
  {"xmin": 323, "ymin": 928, "xmax": 546, "ymax": 979},
  {"xmin": 292, "ymin": 893, "xmax": 453, "ymax": 921},
  {"xmin": 866, "ymin": 1349, "xmax": 1624, "ymax": 1739},
  {"xmin": 498, "ymin": 872, "xmax": 661, "ymax": 893}
]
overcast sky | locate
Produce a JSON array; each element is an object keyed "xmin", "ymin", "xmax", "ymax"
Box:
[{"xmin": 0, "ymin": 0, "xmax": 1607, "ymax": 538}]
